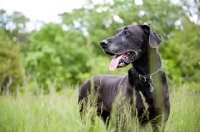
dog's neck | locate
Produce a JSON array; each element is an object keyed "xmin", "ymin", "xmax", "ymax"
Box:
[{"xmin": 131, "ymin": 46, "xmax": 162, "ymax": 76}]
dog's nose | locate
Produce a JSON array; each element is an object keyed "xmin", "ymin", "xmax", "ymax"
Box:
[{"xmin": 100, "ymin": 40, "xmax": 108, "ymax": 48}]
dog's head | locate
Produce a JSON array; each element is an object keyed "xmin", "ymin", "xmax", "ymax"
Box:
[{"xmin": 100, "ymin": 25, "xmax": 162, "ymax": 71}]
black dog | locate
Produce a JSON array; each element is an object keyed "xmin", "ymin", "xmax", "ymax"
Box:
[{"xmin": 78, "ymin": 25, "xmax": 170, "ymax": 131}]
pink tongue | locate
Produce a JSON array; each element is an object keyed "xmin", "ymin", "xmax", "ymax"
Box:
[{"xmin": 109, "ymin": 55, "xmax": 123, "ymax": 71}]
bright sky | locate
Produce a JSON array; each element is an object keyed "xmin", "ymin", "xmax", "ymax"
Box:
[
  {"xmin": 0, "ymin": 0, "xmax": 145, "ymax": 31},
  {"xmin": 0, "ymin": 0, "xmax": 143, "ymax": 23},
  {"xmin": 1, "ymin": 0, "xmax": 198, "ymax": 27},
  {"xmin": 0, "ymin": 0, "xmax": 86, "ymax": 23}
]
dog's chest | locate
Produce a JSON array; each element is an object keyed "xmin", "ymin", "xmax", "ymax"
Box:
[{"xmin": 133, "ymin": 81, "xmax": 154, "ymax": 108}]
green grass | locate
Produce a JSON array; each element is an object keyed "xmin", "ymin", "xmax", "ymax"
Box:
[{"xmin": 0, "ymin": 84, "xmax": 200, "ymax": 132}]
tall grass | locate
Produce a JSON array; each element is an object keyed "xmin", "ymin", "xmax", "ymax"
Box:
[
  {"xmin": 0, "ymin": 84, "xmax": 200, "ymax": 132},
  {"xmin": 166, "ymin": 84, "xmax": 200, "ymax": 132}
]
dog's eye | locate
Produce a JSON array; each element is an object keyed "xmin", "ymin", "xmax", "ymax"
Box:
[{"xmin": 124, "ymin": 31, "xmax": 130, "ymax": 35}]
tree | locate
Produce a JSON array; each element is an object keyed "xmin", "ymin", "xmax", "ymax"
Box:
[
  {"xmin": 25, "ymin": 23, "xmax": 90, "ymax": 90},
  {"xmin": 0, "ymin": 41, "xmax": 23, "ymax": 95},
  {"xmin": 0, "ymin": 10, "xmax": 31, "ymax": 94},
  {"xmin": 162, "ymin": 17, "xmax": 200, "ymax": 84}
]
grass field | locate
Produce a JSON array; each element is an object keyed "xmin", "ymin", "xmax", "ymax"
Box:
[{"xmin": 0, "ymin": 83, "xmax": 200, "ymax": 132}]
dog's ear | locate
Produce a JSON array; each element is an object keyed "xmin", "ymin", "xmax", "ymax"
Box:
[
  {"xmin": 149, "ymin": 30, "xmax": 162, "ymax": 48},
  {"xmin": 140, "ymin": 25, "xmax": 150, "ymax": 36},
  {"xmin": 140, "ymin": 25, "xmax": 162, "ymax": 48}
]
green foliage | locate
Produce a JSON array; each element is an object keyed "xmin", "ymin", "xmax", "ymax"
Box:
[
  {"xmin": 162, "ymin": 18, "xmax": 200, "ymax": 84},
  {"xmin": 25, "ymin": 23, "xmax": 91, "ymax": 90},
  {"xmin": 0, "ymin": 41, "xmax": 24, "ymax": 95}
]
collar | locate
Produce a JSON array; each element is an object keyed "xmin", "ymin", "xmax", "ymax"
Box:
[{"xmin": 131, "ymin": 64, "xmax": 163, "ymax": 84}]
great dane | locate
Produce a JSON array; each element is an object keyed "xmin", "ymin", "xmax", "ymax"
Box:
[{"xmin": 78, "ymin": 25, "xmax": 170, "ymax": 131}]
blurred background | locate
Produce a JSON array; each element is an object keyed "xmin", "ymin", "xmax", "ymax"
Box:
[{"xmin": 0, "ymin": 0, "xmax": 200, "ymax": 95}]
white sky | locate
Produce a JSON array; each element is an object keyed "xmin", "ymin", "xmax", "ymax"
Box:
[
  {"xmin": 0, "ymin": 0, "xmax": 86, "ymax": 23},
  {"xmin": 0, "ymin": 0, "xmax": 143, "ymax": 23},
  {"xmin": 1, "ymin": 0, "xmax": 198, "ymax": 28}
]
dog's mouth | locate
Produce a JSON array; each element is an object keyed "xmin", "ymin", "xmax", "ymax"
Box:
[{"xmin": 109, "ymin": 51, "xmax": 136, "ymax": 71}]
